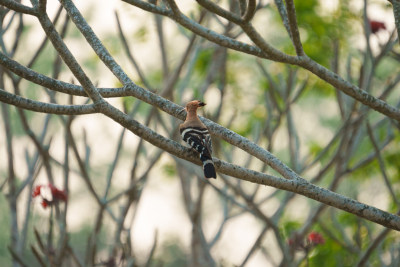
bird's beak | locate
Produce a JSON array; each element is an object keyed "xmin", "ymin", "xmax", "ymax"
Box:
[{"xmin": 199, "ymin": 102, "xmax": 206, "ymax": 107}]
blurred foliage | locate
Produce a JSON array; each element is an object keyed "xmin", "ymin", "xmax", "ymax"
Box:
[
  {"xmin": 133, "ymin": 26, "xmax": 149, "ymax": 43},
  {"xmin": 282, "ymin": 220, "xmax": 303, "ymax": 238},
  {"xmin": 309, "ymin": 238, "xmax": 356, "ymax": 267},
  {"xmin": 293, "ymin": 0, "xmax": 357, "ymax": 67},
  {"xmin": 386, "ymin": 150, "xmax": 400, "ymax": 176},
  {"xmin": 162, "ymin": 162, "xmax": 177, "ymax": 178},
  {"xmin": 194, "ymin": 48, "xmax": 214, "ymax": 76}
]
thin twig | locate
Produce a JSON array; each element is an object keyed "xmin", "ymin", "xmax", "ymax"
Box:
[
  {"xmin": 366, "ymin": 122, "xmax": 399, "ymax": 205},
  {"xmin": 283, "ymin": 0, "xmax": 304, "ymax": 55},
  {"xmin": 8, "ymin": 246, "xmax": 30, "ymax": 267}
]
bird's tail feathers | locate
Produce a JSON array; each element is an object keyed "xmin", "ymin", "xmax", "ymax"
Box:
[{"xmin": 201, "ymin": 157, "xmax": 216, "ymax": 179}]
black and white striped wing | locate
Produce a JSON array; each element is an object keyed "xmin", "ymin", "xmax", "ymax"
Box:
[
  {"xmin": 180, "ymin": 127, "xmax": 211, "ymax": 155},
  {"xmin": 180, "ymin": 126, "xmax": 216, "ymax": 178},
  {"xmin": 205, "ymin": 134, "xmax": 212, "ymax": 155}
]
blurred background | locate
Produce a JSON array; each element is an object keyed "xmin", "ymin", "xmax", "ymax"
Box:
[{"xmin": 1, "ymin": 0, "xmax": 400, "ymax": 266}]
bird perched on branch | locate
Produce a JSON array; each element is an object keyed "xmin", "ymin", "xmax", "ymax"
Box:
[{"xmin": 180, "ymin": 100, "xmax": 216, "ymax": 179}]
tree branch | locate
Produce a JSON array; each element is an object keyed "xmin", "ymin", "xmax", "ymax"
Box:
[
  {"xmin": 0, "ymin": 89, "xmax": 96, "ymax": 114},
  {"xmin": 123, "ymin": 0, "xmax": 270, "ymax": 59},
  {"xmin": 98, "ymin": 100, "xmax": 400, "ymax": 231},
  {"xmin": 274, "ymin": 0, "xmax": 292, "ymax": 38},
  {"xmin": 284, "ymin": 0, "xmax": 304, "ymax": 55},
  {"xmin": 36, "ymin": 0, "xmax": 104, "ymax": 104},
  {"xmin": 242, "ymin": 0, "xmax": 256, "ymax": 23},
  {"xmin": 122, "ymin": 0, "xmax": 171, "ymax": 16},
  {"xmin": 390, "ymin": 0, "xmax": 400, "ymax": 45},
  {"xmin": 0, "ymin": 0, "xmax": 38, "ymax": 16},
  {"xmin": 196, "ymin": 0, "xmax": 243, "ymax": 24},
  {"xmin": 299, "ymin": 57, "xmax": 400, "ymax": 121}
]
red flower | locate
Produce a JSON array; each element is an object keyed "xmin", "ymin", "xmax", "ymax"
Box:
[
  {"xmin": 49, "ymin": 184, "xmax": 68, "ymax": 201},
  {"xmin": 32, "ymin": 185, "xmax": 42, "ymax": 198},
  {"xmin": 369, "ymin": 20, "xmax": 386, "ymax": 34},
  {"xmin": 41, "ymin": 199, "xmax": 49, "ymax": 209},
  {"xmin": 289, "ymin": 231, "xmax": 325, "ymax": 254},
  {"xmin": 307, "ymin": 232, "xmax": 325, "ymax": 245},
  {"xmin": 32, "ymin": 184, "xmax": 67, "ymax": 209}
]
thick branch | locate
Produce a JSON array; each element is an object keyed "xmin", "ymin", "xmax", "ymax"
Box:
[
  {"xmin": 0, "ymin": 52, "xmax": 85, "ymax": 95},
  {"xmin": 58, "ymin": 0, "xmax": 297, "ymax": 182},
  {"xmin": 0, "ymin": 51, "xmax": 130, "ymax": 97},
  {"xmin": 299, "ymin": 57, "xmax": 400, "ymax": 121},
  {"xmin": 0, "ymin": 89, "xmax": 96, "ymax": 114},
  {"xmin": 99, "ymin": 101, "xmax": 400, "ymax": 231},
  {"xmin": 59, "ymin": 0, "xmax": 132, "ymax": 85}
]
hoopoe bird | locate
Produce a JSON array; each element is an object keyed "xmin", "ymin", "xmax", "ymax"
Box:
[{"xmin": 179, "ymin": 100, "xmax": 216, "ymax": 179}]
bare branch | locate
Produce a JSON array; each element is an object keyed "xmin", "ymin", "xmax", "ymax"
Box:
[
  {"xmin": 8, "ymin": 246, "xmax": 29, "ymax": 267},
  {"xmin": 25, "ymin": 5, "xmax": 64, "ymax": 71},
  {"xmin": 284, "ymin": 0, "xmax": 304, "ymax": 55},
  {"xmin": 36, "ymin": 0, "xmax": 104, "ymax": 104},
  {"xmin": 366, "ymin": 122, "xmax": 399, "ymax": 205},
  {"xmin": 0, "ymin": 89, "xmax": 96, "ymax": 114},
  {"xmin": 196, "ymin": 0, "xmax": 243, "ymax": 24},
  {"xmin": 128, "ymin": 0, "xmax": 269, "ymax": 58},
  {"xmin": 1, "ymin": 101, "xmax": 18, "ymax": 255},
  {"xmin": 115, "ymin": 11, "xmax": 153, "ymax": 90},
  {"xmin": 274, "ymin": 0, "xmax": 292, "ymax": 38},
  {"xmin": 154, "ymin": 13, "xmax": 169, "ymax": 78},
  {"xmin": 0, "ymin": 52, "xmax": 87, "ymax": 96},
  {"xmin": 357, "ymin": 227, "xmax": 391, "ymax": 266},
  {"xmin": 31, "ymin": 245, "xmax": 47, "ymax": 267},
  {"xmin": 238, "ymin": 0, "xmax": 247, "ymax": 16},
  {"xmin": 242, "ymin": 0, "xmax": 256, "ymax": 23},
  {"xmin": 389, "ymin": 0, "xmax": 400, "ymax": 45},
  {"xmin": 299, "ymin": 57, "xmax": 400, "ymax": 121},
  {"xmin": 0, "ymin": 0, "xmax": 38, "ymax": 16},
  {"xmin": 240, "ymin": 226, "xmax": 269, "ymax": 266},
  {"xmin": 144, "ymin": 230, "xmax": 158, "ymax": 267},
  {"xmin": 122, "ymin": 0, "xmax": 171, "ymax": 16}
]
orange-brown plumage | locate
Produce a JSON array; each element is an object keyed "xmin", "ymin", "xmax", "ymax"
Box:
[{"xmin": 180, "ymin": 100, "xmax": 206, "ymax": 128}]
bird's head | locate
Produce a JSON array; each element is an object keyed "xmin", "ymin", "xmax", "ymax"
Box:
[{"xmin": 185, "ymin": 100, "xmax": 206, "ymax": 112}]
